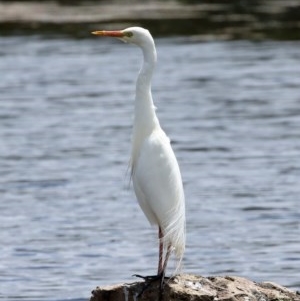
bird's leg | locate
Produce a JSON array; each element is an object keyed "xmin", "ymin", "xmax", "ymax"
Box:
[
  {"xmin": 158, "ymin": 229, "xmax": 172, "ymax": 285},
  {"xmin": 156, "ymin": 244, "xmax": 172, "ymax": 301},
  {"xmin": 158, "ymin": 244, "xmax": 172, "ymax": 288},
  {"xmin": 134, "ymin": 226, "xmax": 165, "ymax": 281},
  {"xmin": 162, "ymin": 244, "xmax": 172, "ymax": 275},
  {"xmin": 134, "ymin": 227, "xmax": 169, "ymax": 298},
  {"xmin": 157, "ymin": 234, "xmax": 172, "ymax": 299},
  {"xmin": 157, "ymin": 226, "xmax": 164, "ymax": 275}
]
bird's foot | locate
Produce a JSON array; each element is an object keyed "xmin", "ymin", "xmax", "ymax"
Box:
[
  {"xmin": 133, "ymin": 273, "xmax": 169, "ymax": 299},
  {"xmin": 133, "ymin": 274, "xmax": 166, "ymax": 281},
  {"xmin": 133, "ymin": 273, "xmax": 170, "ymax": 286}
]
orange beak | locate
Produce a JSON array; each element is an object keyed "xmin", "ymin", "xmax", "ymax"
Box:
[{"xmin": 91, "ymin": 30, "xmax": 124, "ymax": 38}]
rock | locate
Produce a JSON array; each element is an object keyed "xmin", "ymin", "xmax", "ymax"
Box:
[{"xmin": 90, "ymin": 274, "xmax": 300, "ymax": 301}]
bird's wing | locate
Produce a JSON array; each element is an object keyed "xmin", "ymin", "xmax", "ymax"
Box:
[{"xmin": 132, "ymin": 128, "xmax": 185, "ymax": 257}]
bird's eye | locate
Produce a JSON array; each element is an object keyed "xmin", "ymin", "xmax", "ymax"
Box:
[{"xmin": 125, "ymin": 32, "xmax": 133, "ymax": 37}]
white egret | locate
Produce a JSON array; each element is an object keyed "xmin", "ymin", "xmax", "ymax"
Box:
[{"xmin": 92, "ymin": 27, "xmax": 185, "ymax": 280}]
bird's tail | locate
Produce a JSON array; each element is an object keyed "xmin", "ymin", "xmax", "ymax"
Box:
[{"xmin": 161, "ymin": 201, "xmax": 186, "ymax": 273}]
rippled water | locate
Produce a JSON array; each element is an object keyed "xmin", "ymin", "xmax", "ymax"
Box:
[{"xmin": 0, "ymin": 36, "xmax": 300, "ymax": 301}]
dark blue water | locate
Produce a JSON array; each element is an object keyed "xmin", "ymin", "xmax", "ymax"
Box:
[{"xmin": 0, "ymin": 36, "xmax": 299, "ymax": 301}]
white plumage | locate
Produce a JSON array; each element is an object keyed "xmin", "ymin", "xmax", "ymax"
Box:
[
  {"xmin": 92, "ymin": 27, "xmax": 185, "ymax": 277},
  {"xmin": 132, "ymin": 128, "xmax": 185, "ymax": 259}
]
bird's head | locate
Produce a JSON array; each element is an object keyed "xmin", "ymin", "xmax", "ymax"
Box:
[{"xmin": 92, "ymin": 27, "xmax": 154, "ymax": 48}]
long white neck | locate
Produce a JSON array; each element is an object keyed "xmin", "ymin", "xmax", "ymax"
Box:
[
  {"xmin": 131, "ymin": 39, "xmax": 160, "ymax": 165},
  {"xmin": 134, "ymin": 42, "xmax": 159, "ymax": 131}
]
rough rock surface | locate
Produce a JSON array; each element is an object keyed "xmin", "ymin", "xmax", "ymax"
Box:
[{"xmin": 90, "ymin": 274, "xmax": 300, "ymax": 301}]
